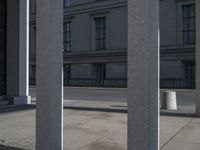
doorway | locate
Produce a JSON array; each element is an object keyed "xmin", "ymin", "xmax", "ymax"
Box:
[
  {"xmin": 95, "ymin": 63, "xmax": 106, "ymax": 87},
  {"xmin": 0, "ymin": 0, "xmax": 7, "ymax": 95}
]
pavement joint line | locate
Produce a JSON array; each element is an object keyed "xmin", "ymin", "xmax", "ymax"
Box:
[
  {"xmin": 63, "ymin": 106, "xmax": 127, "ymax": 113},
  {"xmin": 172, "ymin": 140, "xmax": 200, "ymax": 145},
  {"xmin": 30, "ymin": 86, "xmax": 128, "ymax": 91},
  {"xmin": 160, "ymin": 118, "xmax": 193, "ymax": 149},
  {"xmin": 0, "ymin": 105, "xmax": 35, "ymax": 114}
]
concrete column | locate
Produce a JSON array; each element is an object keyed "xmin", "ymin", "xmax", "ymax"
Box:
[
  {"xmin": 128, "ymin": 0, "xmax": 160, "ymax": 149},
  {"xmin": 196, "ymin": 0, "xmax": 200, "ymax": 116},
  {"xmin": 36, "ymin": 0, "xmax": 63, "ymax": 149},
  {"xmin": 7, "ymin": 0, "xmax": 30, "ymax": 105}
]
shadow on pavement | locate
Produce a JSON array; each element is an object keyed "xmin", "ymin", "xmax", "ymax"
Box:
[
  {"xmin": 160, "ymin": 111, "xmax": 196, "ymax": 118},
  {"xmin": 0, "ymin": 145, "xmax": 25, "ymax": 150},
  {"xmin": 0, "ymin": 105, "xmax": 35, "ymax": 114},
  {"xmin": 63, "ymin": 106, "xmax": 127, "ymax": 113}
]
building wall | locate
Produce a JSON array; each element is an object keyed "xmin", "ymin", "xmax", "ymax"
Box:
[
  {"xmin": 160, "ymin": 0, "xmax": 195, "ymax": 89},
  {"xmin": 160, "ymin": 0, "xmax": 178, "ymax": 46},
  {"xmin": 64, "ymin": 1, "xmax": 127, "ymax": 52},
  {"xmin": 29, "ymin": 0, "xmax": 127, "ymax": 87},
  {"xmin": 29, "ymin": 0, "xmax": 196, "ymax": 89}
]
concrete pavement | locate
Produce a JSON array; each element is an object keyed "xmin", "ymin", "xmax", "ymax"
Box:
[
  {"xmin": 0, "ymin": 109, "xmax": 127, "ymax": 150},
  {"xmin": 0, "ymin": 87, "xmax": 199, "ymax": 149},
  {"xmin": 0, "ymin": 108, "xmax": 200, "ymax": 150}
]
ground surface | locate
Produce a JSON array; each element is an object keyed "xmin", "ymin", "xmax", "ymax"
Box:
[
  {"xmin": 0, "ymin": 87, "xmax": 199, "ymax": 150},
  {"xmin": 0, "ymin": 109, "xmax": 200, "ymax": 150},
  {"xmin": 0, "ymin": 109, "xmax": 126, "ymax": 150}
]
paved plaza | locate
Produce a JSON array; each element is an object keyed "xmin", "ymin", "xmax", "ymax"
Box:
[
  {"xmin": 0, "ymin": 87, "xmax": 200, "ymax": 150},
  {"xmin": 0, "ymin": 108, "xmax": 200, "ymax": 150}
]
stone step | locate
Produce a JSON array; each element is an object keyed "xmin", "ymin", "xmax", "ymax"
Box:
[
  {"xmin": 0, "ymin": 96, "xmax": 3, "ymax": 100},
  {"xmin": 0, "ymin": 104, "xmax": 14, "ymax": 109},
  {"xmin": 0, "ymin": 100, "xmax": 9, "ymax": 106},
  {"xmin": 0, "ymin": 96, "xmax": 13, "ymax": 106}
]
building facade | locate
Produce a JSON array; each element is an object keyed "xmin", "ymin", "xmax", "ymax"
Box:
[
  {"xmin": 160, "ymin": 0, "xmax": 195, "ymax": 89},
  {"xmin": 29, "ymin": 0, "xmax": 196, "ymax": 89}
]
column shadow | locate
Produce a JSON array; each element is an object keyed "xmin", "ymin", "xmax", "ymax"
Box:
[
  {"xmin": 0, "ymin": 145, "xmax": 26, "ymax": 150},
  {"xmin": 0, "ymin": 105, "xmax": 35, "ymax": 114},
  {"xmin": 160, "ymin": 111, "xmax": 196, "ymax": 118}
]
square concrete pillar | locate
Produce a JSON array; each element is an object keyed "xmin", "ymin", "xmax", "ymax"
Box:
[
  {"xmin": 196, "ymin": 0, "xmax": 200, "ymax": 116},
  {"xmin": 128, "ymin": 0, "xmax": 160, "ymax": 149},
  {"xmin": 36, "ymin": 0, "xmax": 63, "ymax": 149},
  {"xmin": 7, "ymin": 0, "xmax": 31, "ymax": 105}
]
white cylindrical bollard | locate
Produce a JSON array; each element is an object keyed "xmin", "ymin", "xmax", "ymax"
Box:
[{"xmin": 161, "ymin": 90, "xmax": 177, "ymax": 110}]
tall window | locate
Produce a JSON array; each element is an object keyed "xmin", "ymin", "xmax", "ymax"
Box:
[
  {"xmin": 64, "ymin": 65, "xmax": 71, "ymax": 86},
  {"xmin": 185, "ymin": 61, "xmax": 195, "ymax": 89},
  {"xmin": 30, "ymin": 0, "xmax": 36, "ymax": 13},
  {"xmin": 95, "ymin": 17, "xmax": 106, "ymax": 50},
  {"xmin": 64, "ymin": 0, "xmax": 71, "ymax": 7},
  {"xmin": 64, "ymin": 22, "xmax": 72, "ymax": 52},
  {"xmin": 182, "ymin": 4, "xmax": 195, "ymax": 44},
  {"xmin": 30, "ymin": 27, "xmax": 36, "ymax": 55}
]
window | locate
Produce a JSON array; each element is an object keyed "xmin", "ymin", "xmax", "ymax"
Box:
[
  {"xmin": 64, "ymin": 22, "xmax": 72, "ymax": 52},
  {"xmin": 95, "ymin": 17, "xmax": 106, "ymax": 50},
  {"xmin": 64, "ymin": 65, "xmax": 71, "ymax": 86},
  {"xmin": 64, "ymin": 0, "xmax": 71, "ymax": 7},
  {"xmin": 95, "ymin": 64, "xmax": 106, "ymax": 86},
  {"xmin": 30, "ymin": 27, "xmax": 36, "ymax": 55},
  {"xmin": 30, "ymin": 0, "xmax": 36, "ymax": 13},
  {"xmin": 29, "ymin": 65, "xmax": 36, "ymax": 85},
  {"xmin": 185, "ymin": 61, "xmax": 195, "ymax": 89},
  {"xmin": 182, "ymin": 4, "xmax": 195, "ymax": 44}
]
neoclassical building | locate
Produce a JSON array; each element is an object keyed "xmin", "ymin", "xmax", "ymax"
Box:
[
  {"xmin": 0, "ymin": 0, "xmax": 196, "ymax": 103},
  {"xmin": 29, "ymin": 0, "xmax": 196, "ymax": 89},
  {"xmin": 1, "ymin": 0, "xmax": 200, "ymax": 149}
]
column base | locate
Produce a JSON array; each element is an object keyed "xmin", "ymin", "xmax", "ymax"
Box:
[{"xmin": 14, "ymin": 96, "xmax": 31, "ymax": 105}]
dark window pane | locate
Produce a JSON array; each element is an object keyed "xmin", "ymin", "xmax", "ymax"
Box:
[
  {"xmin": 189, "ymin": 5, "xmax": 195, "ymax": 17},
  {"xmin": 183, "ymin": 7, "xmax": 188, "ymax": 18},
  {"xmin": 64, "ymin": 0, "xmax": 71, "ymax": 7},
  {"xmin": 189, "ymin": 18, "xmax": 195, "ymax": 30},
  {"xmin": 189, "ymin": 31, "xmax": 195, "ymax": 43},
  {"xmin": 95, "ymin": 17, "xmax": 106, "ymax": 50},
  {"xmin": 64, "ymin": 22, "xmax": 72, "ymax": 51},
  {"xmin": 182, "ymin": 4, "xmax": 195, "ymax": 44},
  {"xmin": 183, "ymin": 32, "xmax": 188, "ymax": 44},
  {"xmin": 183, "ymin": 20, "xmax": 188, "ymax": 30}
]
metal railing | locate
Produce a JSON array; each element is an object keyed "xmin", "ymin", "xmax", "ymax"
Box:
[{"xmin": 160, "ymin": 78, "xmax": 195, "ymax": 89}]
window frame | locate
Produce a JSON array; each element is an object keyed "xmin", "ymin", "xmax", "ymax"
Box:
[
  {"xmin": 95, "ymin": 17, "xmax": 106, "ymax": 50},
  {"xmin": 64, "ymin": 0, "xmax": 72, "ymax": 7},
  {"xmin": 64, "ymin": 21, "xmax": 72, "ymax": 52},
  {"xmin": 182, "ymin": 4, "xmax": 195, "ymax": 45}
]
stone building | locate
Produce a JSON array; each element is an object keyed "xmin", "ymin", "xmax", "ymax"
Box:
[
  {"xmin": 1, "ymin": 0, "xmax": 200, "ymax": 149},
  {"xmin": 28, "ymin": 0, "xmax": 195, "ymax": 89}
]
